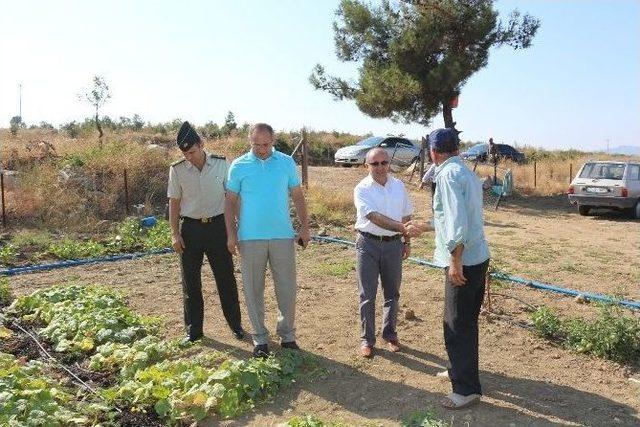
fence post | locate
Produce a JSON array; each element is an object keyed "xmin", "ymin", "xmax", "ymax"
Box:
[
  {"xmin": 569, "ymin": 163, "xmax": 573, "ymax": 184},
  {"xmin": 1, "ymin": 172, "xmax": 5, "ymax": 228},
  {"xmin": 301, "ymin": 128, "xmax": 309, "ymax": 189},
  {"xmin": 123, "ymin": 168, "xmax": 130, "ymax": 216},
  {"xmin": 534, "ymin": 161, "xmax": 537, "ymax": 188}
]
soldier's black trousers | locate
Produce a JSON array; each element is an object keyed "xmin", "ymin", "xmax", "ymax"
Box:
[{"xmin": 180, "ymin": 214, "xmax": 241, "ymax": 340}]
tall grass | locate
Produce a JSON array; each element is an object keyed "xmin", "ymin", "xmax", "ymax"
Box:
[
  {"xmin": 306, "ymin": 184, "xmax": 354, "ymax": 227},
  {"xmin": 474, "ymin": 153, "xmax": 639, "ymax": 196}
]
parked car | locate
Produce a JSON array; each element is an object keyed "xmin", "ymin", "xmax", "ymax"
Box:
[
  {"xmin": 334, "ymin": 136, "xmax": 421, "ymax": 171},
  {"xmin": 568, "ymin": 160, "xmax": 640, "ymax": 218},
  {"xmin": 460, "ymin": 142, "xmax": 526, "ymax": 164}
]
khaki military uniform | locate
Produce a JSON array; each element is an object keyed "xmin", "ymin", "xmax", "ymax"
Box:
[{"xmin": 167, "ymin": 153, "xmax": 242, "ymax": 340}]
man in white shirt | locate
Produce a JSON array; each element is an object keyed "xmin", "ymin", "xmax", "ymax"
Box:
[{"xmin": 353, "ymin": 148, "xmax": 413, "ymax": 358}]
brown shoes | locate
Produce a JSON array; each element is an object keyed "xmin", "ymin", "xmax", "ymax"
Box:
[
  {"xmin": 386, "ymin": 339, "xmax": 401, "ymax": 353},
  {"xmin": 360, "ymin": 344, "xmax": 373, "ymax": 358}
]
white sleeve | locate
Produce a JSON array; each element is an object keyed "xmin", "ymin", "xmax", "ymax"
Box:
[{"xmin": 167, "ymin": 166, "xmax": 182, "ymax": 199}]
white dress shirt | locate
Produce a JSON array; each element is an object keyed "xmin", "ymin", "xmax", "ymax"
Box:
[{"xmin": 354, "ymin": 174, "xmax": 414, "ymax": 236}]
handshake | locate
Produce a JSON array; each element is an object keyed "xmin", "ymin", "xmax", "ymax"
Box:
[{"xmin": 401, "ymin": 219, "xmax": 434, "ymax": 238}]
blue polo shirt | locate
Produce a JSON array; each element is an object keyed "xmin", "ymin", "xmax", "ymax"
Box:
[{"xmin": 226, "ymin": 149, "xmax": 301, "ymax": 241}]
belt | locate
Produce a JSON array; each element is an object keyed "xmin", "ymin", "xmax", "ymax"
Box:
[
  {"xmin": 358, "ymin": 231, "xmax": 402, "ymax": 242},
  {"xmin": 181, "ymin": 214, "xmax": 222, "ymax": 224}
]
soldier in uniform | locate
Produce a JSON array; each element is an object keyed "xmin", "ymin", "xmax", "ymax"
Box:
[{"xmin": 167, "ymin": 121, "xmax": 244, "ymax": 342}]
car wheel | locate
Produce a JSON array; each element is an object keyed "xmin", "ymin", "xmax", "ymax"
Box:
[
  {"xmin": 629, "ymin": 200, "xmax": 640, "ymax": 219},
  {"xmin": 340, "ymin": 164, "xmax": 353, "ymax": 168},
  {"xmin": 578, "ymin": 205, "xmax": 591, "ymax": 216}
]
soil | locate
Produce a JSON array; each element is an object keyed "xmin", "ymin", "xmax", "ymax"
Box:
[{"xmin": 5, "ymin": 166, "xmax": 640, "ymax": 426}]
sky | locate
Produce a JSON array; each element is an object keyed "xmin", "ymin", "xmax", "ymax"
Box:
[{"xmin": 0, "ymin": 0, "xmax": 638, "ymax": 151}]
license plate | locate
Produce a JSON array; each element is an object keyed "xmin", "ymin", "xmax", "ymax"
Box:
[{"xmin": 585, "ymin": 187, "xmax": 608, "ymax": 193}]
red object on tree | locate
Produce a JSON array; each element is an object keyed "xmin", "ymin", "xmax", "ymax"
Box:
[{"xmin": 450, "ymin": 96, "xmax": 459, "ymax": 108}]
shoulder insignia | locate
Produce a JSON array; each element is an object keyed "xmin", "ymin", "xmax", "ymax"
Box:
[
  {"xmin": 209, "ymin": 153, "xmax": 226, "ymax": 160},
  {"xmin": 171, "ymin": 159, "xmax": 186, "ymax": 167}
]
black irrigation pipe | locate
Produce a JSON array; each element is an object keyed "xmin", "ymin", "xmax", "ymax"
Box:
[
  {"xmin": 2, "ymin": 236, "xmax": 639, "ymax": 310},
  {"xmin": 8, "ymin": 319, "xmax": 122, "ymax": 412}
]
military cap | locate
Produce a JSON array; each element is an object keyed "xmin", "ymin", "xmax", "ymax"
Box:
[{"xmin": 177, "ymin": 121, "xmax": 201, "ymax": 151}]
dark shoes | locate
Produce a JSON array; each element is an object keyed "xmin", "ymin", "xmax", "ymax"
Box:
[
  {"xmin": 232, "ymin": 327, "xmax": 246, "ymax": 340},
  {"xmin": 252, "ymin": 344, "xmax": 270, "ymax": 358},
  {"xmin": 281, "ymin": 341, "xmax": 300, "ymax": 350}
]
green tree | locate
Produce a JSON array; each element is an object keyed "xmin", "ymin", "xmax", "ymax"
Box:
[
  {"xmin": 79, "ymin": 75, "xmax": 111, "ymax": 140},
  {"xmin": 9, "ymin": 116, "xmax": 25, "ymax": 136},
  {"xmin": 310, "ymin": 0, "xmax": 540, "ymax": 130},
  {"xmin": 222, "ymin": 111, "xmax": 237, "ymax": 135}
]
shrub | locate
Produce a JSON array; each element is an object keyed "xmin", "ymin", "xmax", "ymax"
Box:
[
  {"xmin": 0, "ymin": 278, "xmax": 12, "ymax": 306},
  {"xmin": 48, "ymin": 239, "xmax": 107, "ymax": 259},
  {"xmin": 531, "ymin": 306, "xmax": 564, "ymax": 339},
  {"xmin": 143, "ymin": 219, "xmax": 172, "ymax": 250},
  {"xmin": 0, "ymin": 244, "xmax": 18, "ymax": 266},
  {"xmin": 531, "ymin": 304, "xmax": 640, "ymax": 364}
]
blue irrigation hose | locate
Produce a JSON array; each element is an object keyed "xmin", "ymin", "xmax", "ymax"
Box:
[
  {"xmin": 311, "ymin": 235, "xmax": 640, "ymax": 310},
  {"xmin": 3, "ymin": 235, "xmax": 639, "ymax": 311},
  {"xmin": 0, "ymin": 248, "xmax": 173, "ymax": 276}
]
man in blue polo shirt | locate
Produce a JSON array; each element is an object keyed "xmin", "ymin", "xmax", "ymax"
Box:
[{"xmin": 224, "ymin": 123, "xmax": 310, "ymax": 358}]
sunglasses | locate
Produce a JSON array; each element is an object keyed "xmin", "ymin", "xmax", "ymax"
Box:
[{"xmin": 367, "ymin": 160, "xmax": 389, "ymax": 166}]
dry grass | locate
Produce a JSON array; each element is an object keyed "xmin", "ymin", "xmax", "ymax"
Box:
[
  {"xmin": 306, "ymin": 184, "xmax": 355, "ymax": 227},
  {"xmin": 474, "ymin": 154, "xmax": 640, "ymax": 196}
]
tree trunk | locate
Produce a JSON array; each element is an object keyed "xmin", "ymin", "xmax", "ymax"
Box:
[
  {"xmin": 441, "ymin": 101, "xmax": 455, "ymax": 129},
  {"xmin": 95, "ymin": 110, "xmax": 103, "ymax": 139}
]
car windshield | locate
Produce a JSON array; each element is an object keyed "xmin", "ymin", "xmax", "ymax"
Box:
[
  {"xmin": 579, "ymin": 163, "xmax": 626, "ymax": 180},
  {"xmin": 466, "ymin": 143, "xmax": 487, "ymax": 154},
  {"xmin": 356, "ymin": 136, "xmax": 385, "ymax": 147}
]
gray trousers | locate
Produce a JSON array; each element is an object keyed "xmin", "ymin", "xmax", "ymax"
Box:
[
  {"xmin": 355, "ymin": 233, "xmax": 404, "ymax": 346},
  {"xmin": 239, "ymin": 239, "xmax": 296, "ymax": 345}
]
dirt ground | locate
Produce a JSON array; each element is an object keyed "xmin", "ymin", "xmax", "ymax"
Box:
[{"xmin": 7, "ymin": 166, "xmax": 640, "ymax": 426}]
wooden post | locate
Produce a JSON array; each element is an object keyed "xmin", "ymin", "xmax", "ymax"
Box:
[
  {"xmin": 0, "ymin": 172, "xmax": 5, "ymax": 228},
  {"xmin": 534, "ymin": 161, "xmax": 537, "ymax": 188},
  {"xmin": 301, "ymin": 128, "xmax": 309, "ymax": 189},
  {"xmin": 419, "ymin": 136, "xmax": 426, "ymax": 180},
  {"xmin": 123, "ymin": 169, "xmax": 130, "ymax": 216},
  {"xmin": 569, "ymin": 163, "xmax": 573, "ymax": 184}
]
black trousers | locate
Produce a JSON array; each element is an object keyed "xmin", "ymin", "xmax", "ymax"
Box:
[
  {"xmin": 444, "ymin": 259, "xmax": 489, "ymax": 396},
  {"xmin": 180, "ymin": 215, "xmax": 241, "ymax": 339}
]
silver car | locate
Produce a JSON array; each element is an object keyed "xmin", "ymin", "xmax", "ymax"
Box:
[
  {"xmin": 334, "ymin": 136, "xmax": 421, "ymax": 171},
  {"xmin": 568, "ymin": 160, "xmax": 640, "ymax": 218}
]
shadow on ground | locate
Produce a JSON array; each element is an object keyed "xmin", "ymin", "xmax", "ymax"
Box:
[{"xmin": 200, "ymin": 339, "xmax": 638, "ymax": 426}]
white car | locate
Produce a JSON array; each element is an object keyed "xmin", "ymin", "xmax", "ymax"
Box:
[
  {"xmin": 568, "ymin": 161, "xmax": 640, "ymax": 218},
  {"xmin": 334, "ymin": 136, "xmax": 421, "ymax": 171}
]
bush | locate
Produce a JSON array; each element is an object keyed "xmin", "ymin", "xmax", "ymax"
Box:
[
  {"xmin": 48, "ymin": 239, "xmax": 107, "ymax": 259},
  {"xmin": 0, "ymin": 278, "xmax": 12, "ymax": 307},
  {"xmin": 0, "ymin": 244, "xmax": 18, "ymax": 266},
  {"xmin": 531, "ymin": 304, "xmax": 640, "ymax": 364},
  {"xmin": 9, "ymin": 116, "xmax": 25, "ymax": 136},
  {"xmin": 61, "ymin": 121, "xmax": 81, "ymax": 138},
  {"xmin": 531, "ymin": 306, "xmax": 563, "ymax": 339}
]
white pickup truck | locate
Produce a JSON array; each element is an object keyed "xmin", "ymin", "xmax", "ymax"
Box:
[{"xmin": 568, "ymin": 161, "xmax": 640, "ymax": 218}]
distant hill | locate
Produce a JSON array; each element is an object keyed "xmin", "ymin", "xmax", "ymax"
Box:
[{"xmin": 608, "ymin": 145, "xmax": 640, "ymax": 155}]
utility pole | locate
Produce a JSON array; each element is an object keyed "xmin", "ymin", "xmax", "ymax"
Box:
[{"xmin": 19, "ymin": 83, "xmax": 22, "ymax": 118}]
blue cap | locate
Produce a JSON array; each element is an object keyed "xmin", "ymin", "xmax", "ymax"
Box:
[{"xmin": 428, "ymin": 128, "xmax": 459, "ymax": 152}]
